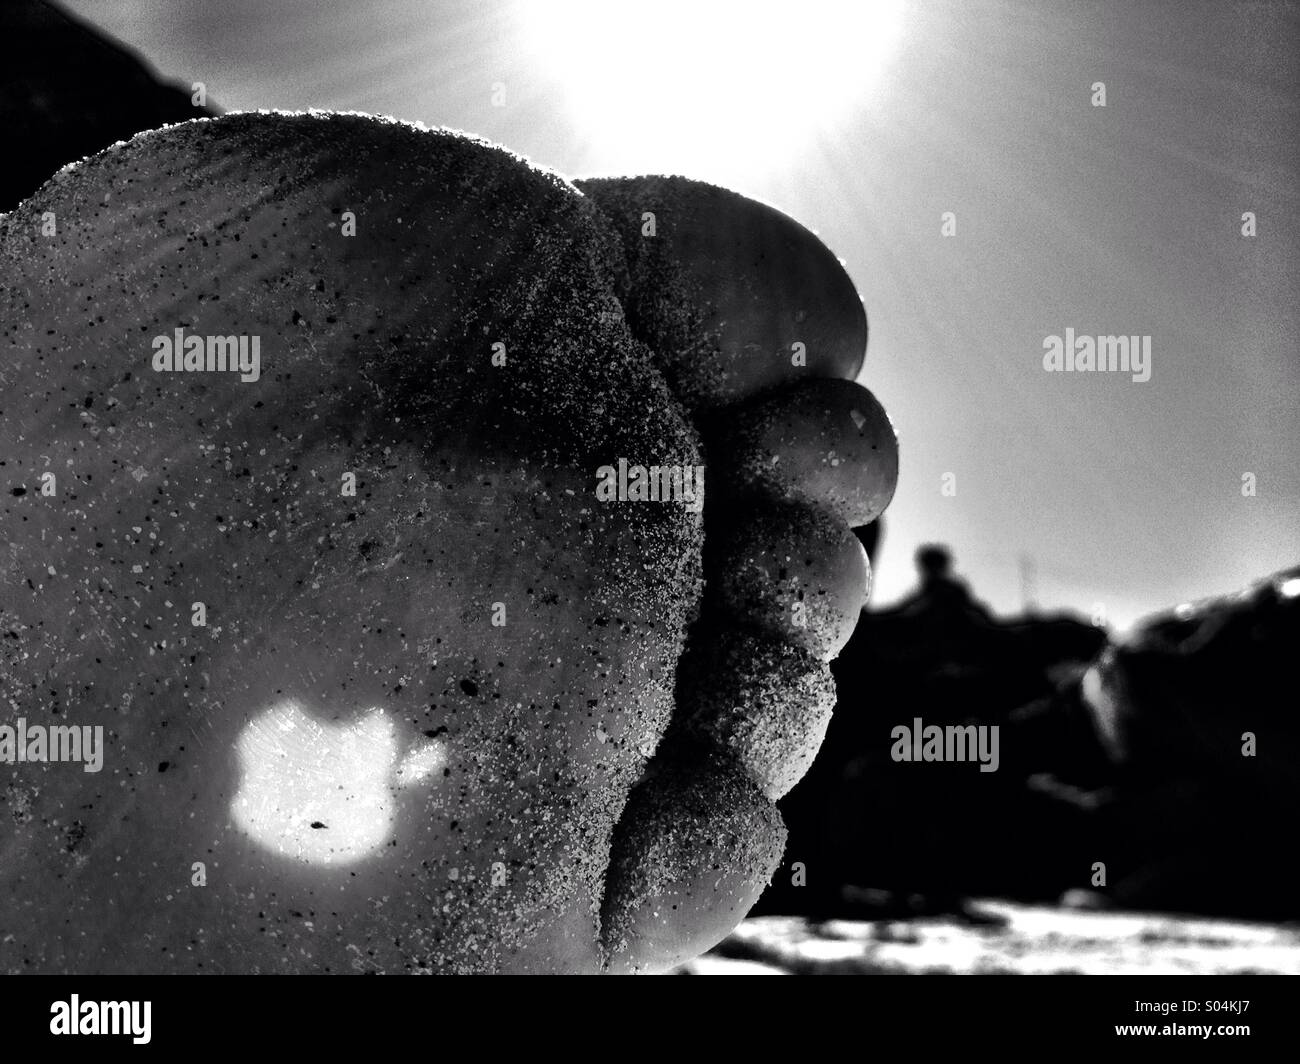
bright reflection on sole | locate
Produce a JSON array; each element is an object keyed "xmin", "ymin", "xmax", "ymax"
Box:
[{"xmin": 231, "ymin": 701, "xmax": 446, "ymax": 866}]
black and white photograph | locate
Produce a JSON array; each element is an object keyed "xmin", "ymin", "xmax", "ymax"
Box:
[{"xmin": 0, "ymin": 0, "xmax": 1296, "ymax": 1046}]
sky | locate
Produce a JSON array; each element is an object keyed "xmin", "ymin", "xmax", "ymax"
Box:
[{"xmin": 59, "ymin": 0, "xmax": 1300, "ymax": 632}]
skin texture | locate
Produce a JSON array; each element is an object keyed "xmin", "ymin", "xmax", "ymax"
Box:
[
  {"xmin": 575, "ymin": 175, "xmax": 868, "ymax": 410},
  {"xmin": 0, "ymin": 111, "xmax": 898, "ymax": 973}
]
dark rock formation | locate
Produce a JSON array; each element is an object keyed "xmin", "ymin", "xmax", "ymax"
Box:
[
  {"xmin": 1068, "ymin": 565, "xmax": 1300, "ymax": 918},
  {"xmin": 1, "ymin": 0, "xmax": 218, "ymax": 213},
  {"xmin": 766, "ymin": 549, "xmax": 1299, "ymax": 922},
  {"xmin": 764, "ymin": 545, "xmax": 1108, "ymax": 917}
]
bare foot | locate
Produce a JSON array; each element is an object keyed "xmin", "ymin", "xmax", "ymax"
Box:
[{"xmin": 0, "ymin": 111, "xmax": 896, "ymax": 973}]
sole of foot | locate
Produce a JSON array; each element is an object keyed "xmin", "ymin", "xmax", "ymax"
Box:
[{"xmin": 0, "ymin": 111, "xmax": 897, "ymax": 973}]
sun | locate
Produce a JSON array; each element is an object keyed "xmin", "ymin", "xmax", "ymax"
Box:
[{"xmin": 514, "ymin": 0, "xmax": 906, "ymax": 181}]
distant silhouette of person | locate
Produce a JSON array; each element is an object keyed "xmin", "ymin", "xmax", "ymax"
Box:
[
  {"xmin": 893, "ymin": 544, "xmax": 996, "ymax": 634},
  {"xmin": 917, "ymin": 543, "xmax": 952, "ymax": 583}
]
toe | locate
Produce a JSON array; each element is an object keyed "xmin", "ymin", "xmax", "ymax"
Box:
[
  {"xmin": 600, "ymin": 748, "xmax": 786, "ymax": 974},
  {"xmin": 583, "ymin": 177, "xmax": 886, "ymax": 975},
  {"xmin": 709, "ymin": 500, "xmax": 871, "ymax": 661},
  {"xmin": 576, "ymin": 175, "xmax": 867, "ymax": 409},
  {"xmin": 717, "ymin": 377, "xmax": 899, "ymax": 527},
  {"xmin": 677, "ymin": 630, "xmax": 836, "ymax": 800}
]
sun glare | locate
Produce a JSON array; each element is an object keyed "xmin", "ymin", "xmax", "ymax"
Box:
[{"xmin": 514, "ymin": 0, "xmax": 906, "ymax": 179}]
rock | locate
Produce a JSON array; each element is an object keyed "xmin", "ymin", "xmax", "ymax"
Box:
[
  {"xmin": 1069, "ymin": 565, "xmax": 1300, "ymax": 917},
  {"xmin": 766, "ymin": 561, "xmax": 1300, "ymax": 923},
  {"xmin": 765, "ymin": 546, "xmax": 1108, "ymax": 918}
]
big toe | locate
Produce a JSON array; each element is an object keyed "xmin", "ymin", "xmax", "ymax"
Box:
[{"xmin": 575, "ymin": 175, "xmax": 867, "ymax": 410}]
